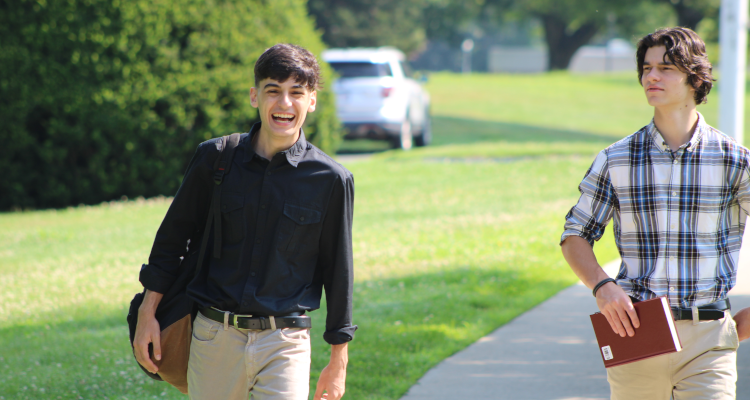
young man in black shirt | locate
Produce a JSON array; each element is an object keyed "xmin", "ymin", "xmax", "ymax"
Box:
[{"xmin": 133, "ymin": 43, "xmax": 355, "ymax": 400}]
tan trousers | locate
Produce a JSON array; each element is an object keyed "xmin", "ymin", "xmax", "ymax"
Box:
[
  {"xmin": 607, "ymin": 312, "xmax": 739, "ymax": 400},
  {"xmin": 187, "ymin": 311, "xmax": 312, "ymax": 400}
]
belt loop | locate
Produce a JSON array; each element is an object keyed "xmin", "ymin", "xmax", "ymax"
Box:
[
  {"xmin": 692, "ymin": 305, "xmax": 699, "ymax": 325},
  {"xmin": 223, "ymin": 311, "xmax": 229, "ymax": 331},
  {"xmin": 269, "ymin": 315, "xmax": 277, "ymax": 331}
]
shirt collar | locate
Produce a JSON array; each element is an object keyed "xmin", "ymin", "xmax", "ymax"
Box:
[
  {"xmin": 648, "ymin": 112, "xmax": 706, "ymax": 153},
  {"xmin": 242, "ymin": 122, "xmax": 308, "ymax": 167}
]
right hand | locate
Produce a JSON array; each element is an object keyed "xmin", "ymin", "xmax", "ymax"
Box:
[
  {"xmin": 596, "ymin": 282, "xmax": 640, "ymax": 337},
  {"xmin": 133, "ymin": 313, "xmax": 162, "ymax": 374}
]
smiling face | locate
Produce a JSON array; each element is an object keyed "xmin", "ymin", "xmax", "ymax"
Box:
[
  {"xmin": 641, "ymin": 45, "xmax": 695, "ymax": 110},
  {"xmin": 250, "ymin": 77, "xmax": 317, "ymax": 142}
]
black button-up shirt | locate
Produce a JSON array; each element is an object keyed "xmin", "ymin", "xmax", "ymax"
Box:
[{"xmin": 139, "ymin": 123, "xmax": 356, "ymax": 344}]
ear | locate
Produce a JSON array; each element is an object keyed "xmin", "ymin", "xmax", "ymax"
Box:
[
  {"xmin": 307, "ymin": 90, "xmax": 317, "ymax": 113},
  {"xmin": 250, "ymin": 87, "xmax": 258, "ymax": 108}
]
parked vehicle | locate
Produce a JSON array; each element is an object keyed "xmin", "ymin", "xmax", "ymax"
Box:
[{"xmin": 322, "ymin": 47, "xmax": 431, "ymax": 150}]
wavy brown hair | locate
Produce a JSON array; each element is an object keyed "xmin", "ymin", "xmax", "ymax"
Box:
[
  {"xmin": 636, "ymin": 27, "xmax": 714, "ymax": 104},
  {"xmin": 254, "ymin": 43, "xmax": 321, "ymax": 91}
]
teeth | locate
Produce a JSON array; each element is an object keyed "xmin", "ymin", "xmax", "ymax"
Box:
[{"xmin": 273, "ymin": 113, "xmax": 294, "ymax": 119}]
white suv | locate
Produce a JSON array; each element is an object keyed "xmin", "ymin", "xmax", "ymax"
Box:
[{"xmin": 322, "ymin": 47, "xmax": 431, "ymax": 149}]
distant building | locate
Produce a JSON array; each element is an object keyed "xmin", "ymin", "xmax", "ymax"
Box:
[
  {"xmin": 568, "ymin": 39, "xmax": 637, "ymax": 73},
  {"xmin": 411, "ymin": 17, "xmax": 636, "ymax": 75},
  {"xmin": 487, "ymin": 47, "xmax": 547, "ymax": 73},
  {"xmin": 487, "ymin": 39, "xmax": 636, "ymax": 74}
]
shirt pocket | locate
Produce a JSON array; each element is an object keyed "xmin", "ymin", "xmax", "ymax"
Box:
[
  {"xmin": 276, "ymin": 203, "xmax": 322, "ymax": 253},
  {"xmin": 220, "ymin": 193, "xmax": 245, "ymax": 245}
]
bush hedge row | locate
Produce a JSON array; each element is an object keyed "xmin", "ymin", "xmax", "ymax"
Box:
[{"xmin": 0, "ymin": 0, "xmax": 341, "ymax": 210}]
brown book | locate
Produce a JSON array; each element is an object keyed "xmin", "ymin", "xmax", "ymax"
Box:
[{"xmin": 590, "ymin": 296, "xmax": 682, "ymax": 368}]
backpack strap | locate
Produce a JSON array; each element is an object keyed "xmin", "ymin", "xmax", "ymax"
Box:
[{"xmin": 195, "ymin": 133, "xmax": 242, "ymax": 276}]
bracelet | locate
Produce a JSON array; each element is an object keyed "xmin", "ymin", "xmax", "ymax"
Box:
[{"xmin": 592, "ymin": 278, "xmax": 616, "ymax": 297}]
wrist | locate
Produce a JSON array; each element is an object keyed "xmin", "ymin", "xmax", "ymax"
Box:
[{"xmin": 592, "ymin": 278, "xmax": 616, "ymax": 297}]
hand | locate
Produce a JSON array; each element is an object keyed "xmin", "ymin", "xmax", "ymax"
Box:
[
  {"xmin": 313, "ymin": 360, "xmax": 347, "ymax": 400},
  {"xmin": 734, "ymin": 307, "xmax": 750, "ymax": 341},
  {"xmin": 596, "ymin": 282, "xmax": 640, "ymax": 337},
  {"xmin": 133, "ymin": 312, "xmax": 162, "ymax": 374}
]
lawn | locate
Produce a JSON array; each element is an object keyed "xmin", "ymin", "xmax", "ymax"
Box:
[{"xmin": 3, "ymin": 71, "xmax": 731, "ymax": 400}]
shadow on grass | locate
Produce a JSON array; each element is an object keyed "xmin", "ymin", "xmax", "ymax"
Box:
[
  {"xmin": 335, "ymin": 115, "xmax": 622, "ymax": 158},
  {"xmin": 431, "ymin": 116, "xmax": 622, "ymax": 147},
  {"xmin": 0, "ymin": 265, "xmax": 574, "ymax": 400},
  {"xmin": 336, "ymin": 138, "xmax": 393, "ymax": 155}
]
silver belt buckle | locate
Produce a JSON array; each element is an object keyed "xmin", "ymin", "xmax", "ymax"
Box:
[{"xmin": 232, "ymin": 313, "xmax": 253, "ymax": 327}]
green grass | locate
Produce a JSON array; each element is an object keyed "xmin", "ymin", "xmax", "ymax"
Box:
[
  {"xmin": 424, "ymin": 71, "xmax": 750, "ymax": 147},
  {"xmin": 6, "ymin": 70, "xmax": 706, "ymax": 400}
]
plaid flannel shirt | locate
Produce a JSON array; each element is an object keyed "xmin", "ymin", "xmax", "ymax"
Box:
[{"xmin": 562, "ymin": 113, "xmax": 750, "ymax": 308}]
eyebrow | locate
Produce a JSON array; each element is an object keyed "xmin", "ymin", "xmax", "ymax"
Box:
[{"xmin": 263, "ymin": 83, "xmax": 305, "ymax": 89}]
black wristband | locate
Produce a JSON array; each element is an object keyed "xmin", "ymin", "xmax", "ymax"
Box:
[{"xmin": 592, "ymin": 278, "xmax": 616, "ymax": 297}]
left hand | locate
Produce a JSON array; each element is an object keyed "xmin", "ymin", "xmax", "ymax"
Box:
[
  {"xmin": 313, "ymin": 363, "xmax": 347, "ymax": 400},
  {"xmin": 734, "ymin": 306, "xmax": 750, "ymax": 341}
]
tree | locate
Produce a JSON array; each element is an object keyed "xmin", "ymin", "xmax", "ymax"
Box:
[
  {"xmin": 508, "ymin": 0, "xmax": 627, "ymax": 70},
  {"xmin": 307, "ymin": 0, "xmax": 427, "ymax": 54},
  {"xmin": 307, "ymin": 0, "xmax": 487, "ymax": 54},
  {"xmin": 654, "ymin": 0, "xmax": 720, "ymax": 31},
  {"xmin": 0, "ymin": 0, "xmax": 341, "ymax": 210}
]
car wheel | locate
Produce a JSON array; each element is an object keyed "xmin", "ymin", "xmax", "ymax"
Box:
[
  {"xmin": 414, "ymin": 111, "xmax": 431, "ymax": 147},
  {"xmin": 392, "ymin": 119, "xmax": 413, "ymax": 150}
]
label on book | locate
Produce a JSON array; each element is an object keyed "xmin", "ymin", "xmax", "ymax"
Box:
[{"xmin": 602, "ymin": 345, "xmax": 613, "ymax": 360}]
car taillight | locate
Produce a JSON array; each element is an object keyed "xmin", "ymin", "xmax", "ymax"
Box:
[{"xmin": 381, "ymin": 87, "xmax": 393, "ymax": 97}]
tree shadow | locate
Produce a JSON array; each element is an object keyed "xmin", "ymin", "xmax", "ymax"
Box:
[
  {"xmin": 431, "ymin": 116, "xmax": 623, "ymax": 146},
  {"xmin": 0, "ymin": 265, "xmax": 572, "ymax": 400}
]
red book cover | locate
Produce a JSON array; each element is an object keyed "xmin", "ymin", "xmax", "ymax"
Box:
[{"xmin": 590, "ymin": 296, "xmax": 682, "ymax": 368}]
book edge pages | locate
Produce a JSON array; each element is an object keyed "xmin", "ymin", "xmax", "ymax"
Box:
[{"xmin": 661, "ymin": 297, "xmax": 682, "ymax": 352}]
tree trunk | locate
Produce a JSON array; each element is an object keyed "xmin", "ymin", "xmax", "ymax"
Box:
[
  {"xmin": 540, "ymin": 14, "xmax": 600, "ymax": 70},
  {"xmin": 673, "ymin": 3, "xmax": 705, "ymax": 30}
]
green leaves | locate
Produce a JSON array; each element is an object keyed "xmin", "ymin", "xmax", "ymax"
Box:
[{"xmin": 1, "ymin": 0, "xmax": 341, "ymax": 210}]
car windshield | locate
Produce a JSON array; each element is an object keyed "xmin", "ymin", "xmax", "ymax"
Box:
[{"xmin": 329, "ymin": 62, "xmax": 392, "ymax": 78}]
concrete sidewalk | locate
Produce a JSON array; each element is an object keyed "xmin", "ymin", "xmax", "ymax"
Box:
[{"xmin": 401, "ymin": 233, "xmax": 750, "ymax": 400}]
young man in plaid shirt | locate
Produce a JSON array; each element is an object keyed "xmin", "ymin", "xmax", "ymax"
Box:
[{"xmin": 561, "ymin": 27, "xmax": 750, "ymax": 399}]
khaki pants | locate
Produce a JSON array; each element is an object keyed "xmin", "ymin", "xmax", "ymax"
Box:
[
  {"xmin": 187, "ymin": 311, "xmax": 312, "ymax": 400},
  {"xmin": 607, "ymin": 312, "xmax": 739, "ymax": 400}
]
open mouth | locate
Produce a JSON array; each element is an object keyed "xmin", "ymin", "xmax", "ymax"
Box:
[{"xmin": 272, "ymin": 113, "xmax": 295, "ymax": 123}]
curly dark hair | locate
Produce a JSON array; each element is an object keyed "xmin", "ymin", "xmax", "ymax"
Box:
[
  {"xmin": 636, "ymin": 27, "xmax": 714, "ymax": 104},
  {"xmin": 254, "ymin": 43, "xmax": 321, "ymax": 91}
]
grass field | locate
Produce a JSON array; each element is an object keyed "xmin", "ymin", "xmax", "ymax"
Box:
[{"xmin": 3, "ymin": 71, "xmax": 737, "ymax": 399}]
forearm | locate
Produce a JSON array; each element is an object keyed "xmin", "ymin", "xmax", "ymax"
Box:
[
  {"xmin": 329, "ymin": 343, "xmax": 348, "ymax": 368},
  {"xmin": 561, "ymin": 236, "xmax": 610, "ymax": 289},
  {"xmin": 138, "ymin": 289, "xmax": 164, "ymax": 317}
]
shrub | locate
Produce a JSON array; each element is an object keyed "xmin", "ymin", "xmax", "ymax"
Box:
[{"xmin": 0, "ymin": 0, "xmax": 341, "ymax": 210}]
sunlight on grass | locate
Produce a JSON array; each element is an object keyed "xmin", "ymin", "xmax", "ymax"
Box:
[
  {"xmin": 0, "ymin": 71, "xmax": 654, "ymax": 399},
  {"xmin": 424, "ymin": 71, "xmax": 750, "ymax": 146}
]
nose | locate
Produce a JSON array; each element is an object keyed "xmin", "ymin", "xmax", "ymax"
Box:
[
  {"xmin": 644, "ymin": 68, "xmax": 660, "ymax": 83},
  {"xmin": 279, "ymin": 92, "xmax": 293, "ymax": 108}
]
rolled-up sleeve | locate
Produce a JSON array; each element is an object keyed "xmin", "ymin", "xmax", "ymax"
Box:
[
  {"xmin": 139, "ymin": 139, "xmax": 219, "ymax": 294},
  {"xmin": 561, "ymin": 150, "xmax": 617, "ymax": 247},
  {"xmin": 318, "ymin": 172, "xmax": 357, "ymax": 345}
]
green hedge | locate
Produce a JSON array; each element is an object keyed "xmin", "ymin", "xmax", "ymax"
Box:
[{"xmin": 0, "ymin": 0, "xmax": 341, "ymax": 210}]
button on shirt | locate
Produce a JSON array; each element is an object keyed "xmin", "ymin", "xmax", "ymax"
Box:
[
  {"xmin": 140, "ymin": 123, "xmax": 356, "ymax": 344},
  {"xmin": 561, "ymin": 113, "xmax": 750, "ymax": 308}
]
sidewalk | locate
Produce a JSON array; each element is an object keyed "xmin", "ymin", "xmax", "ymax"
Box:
[{"xmin": 400, "ymin": 231, "xmax": 750, "ymax": 400}]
